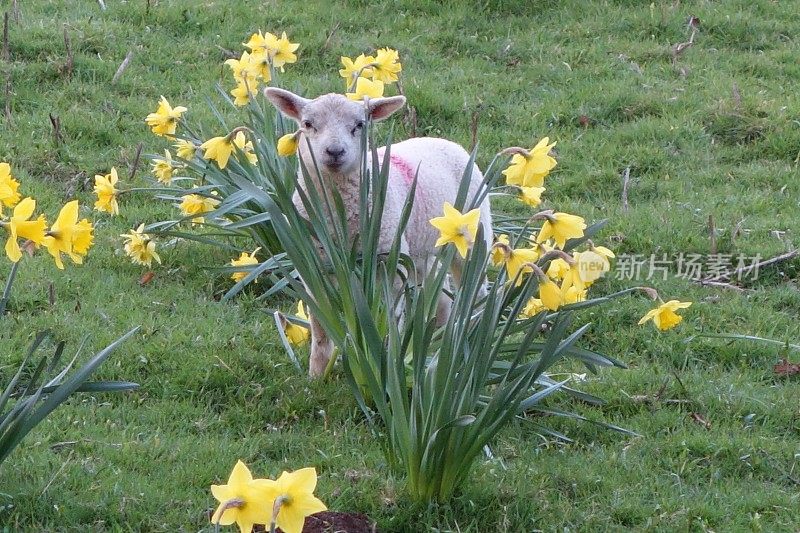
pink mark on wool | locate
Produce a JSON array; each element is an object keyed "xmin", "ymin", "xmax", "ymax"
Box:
[{"xmin": 390, "ymin": 154, "xmax": 416, "ymax": 187}]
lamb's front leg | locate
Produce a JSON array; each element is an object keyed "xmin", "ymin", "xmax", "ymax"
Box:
[{"xmin": 309, "ymin": 313, "xmax": 334, "ymax": 378}]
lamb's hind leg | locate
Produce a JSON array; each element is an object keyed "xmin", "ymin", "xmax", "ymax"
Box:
[{"xmin": 308, "ymin": 314, "xmax": 334, "ymax": 378}]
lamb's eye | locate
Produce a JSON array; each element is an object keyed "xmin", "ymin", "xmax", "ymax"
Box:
[
  {"xmin": 303, "ymin": 120, "xmax": 313, "ymax": 129},
  {"xmin": 351, "ymin": 120, "xmax": 364, "ymax": 135}
]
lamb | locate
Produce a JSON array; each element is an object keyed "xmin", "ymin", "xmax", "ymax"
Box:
[{"xmin": 264, "ymin": 87, "xmax": 493, "ymax": 377}]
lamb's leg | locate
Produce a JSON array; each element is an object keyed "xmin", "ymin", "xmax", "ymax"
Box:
[{"xmin": 308, "ymin": 313, "xmax": 334, "ymax": 378}]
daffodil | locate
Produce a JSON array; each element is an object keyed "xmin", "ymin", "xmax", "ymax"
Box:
[
  {"xmin": 573, "ymin": 247, "xmax": 613, "ymax": 284},
  {"xmin": 538, "ymin": 277, "xmax": 562, "ymax": 311},
  {"xmin": 94, "ymin": 168, "xmax": 120, "ymax": 215},
  {"xmin": 151, "ymin": 150, "xmax": 178, "ymax": 185},
  {"xmin": 346, "ymin": 77, "xmax": 384, "ymax": 101},
  {"xmin": 230, "ymin": 248, "xmax": 260, "ymax": 283},
  {"xmin": 521, "ymin": 297, "xmax": 546, "ymax": 318},
  {"xmin": 70, "ymin": 218, "xmax": 94, "ymax": 262},
  {"xmin": 145, "ymin": 96, "xmax": 187, "ymax": 137},
  {"xmin": 179, "ymin": 193, "xmax": 220, "ymax": 224},
  {"xmin": 2, "ymin": 197, "xmax": 46, "ymax": 262},
  {"xmin": 247, "ymin": 50, "xmax": 273, "ymax": 82},
  {"xmin": 339, "ymin": 54, "xmax": 375, "ymax": 85},
  {"xmin": 519, "ymin": 186, "xmax": 545, "ymax": 207},
  {"xmin": 502, "ymin": 247, "xmax": 540, "ymax": 286},
  {"xmin": 638, "ymin": 300, "xmax": 692, "ymax": 331},
  {"xmin": 371, "ymin": 47, "xmax": 402, "ymax": 84},
  {"xmin": 121, "ymin": 224, "xmax": 161, "ymax": 267},
  {"xmin": 265, "ymin": 468, "xmax": 327, "ymax": 533},
  {"xmin": 271, "ymin": 32, "xmax": 299, "ymax": 71},
  {"xmin": 536, "ymin": 212, "xmax": 586, "ymax": 249},
  {"xmin": 243, "ymin": 31, "xmax": 278, "ymax": 54},
  {"xmin": 225, "ymin": 51, "xmax": 259, "ymax": 82},
  {"xmin": 233, "ymin": 131, "xmax": 258, "ymax": 165},
  {"xmin": 490, "ymin": 234, "xmax": 510, "ymax": 266},
  {"xmin": 277, "ymin": 133, "xmax": 299, "ymax": 156},
  {"xmin": 285, "ymin": 301, "xmax": 310, "ymax": 346},
  {"xmin": 546, "ymin": 257, "xmax": 571, "ymax": 280},
  {"xmin": 0, "ymin": 162, "xmax": 21, "ymax": 212},
  {"xmin": 174, "ymin": 139, "xmax": 197, "ymax": 160},
  {"xmin": 231, "ymin": 79, "xmax": 259, "ymax": 107},
  {"xmin": 42, "ymin": 200, "xmax": 81, "ymax": 269},
  {"xmin": 502, "ymin": 137, "xmax": 557, "ymax": 187},
  {"xmin": 211, "ymin": 460, "xmax": 275, "ymax": 533},
  {"xmin": 429, "ymin": 202, "xmax": 481, "ymax": 258}
]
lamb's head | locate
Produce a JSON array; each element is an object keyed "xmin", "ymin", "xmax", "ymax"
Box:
[{"xmin": 265, "ymin": 87, "xmax": 405, "ymax": 175}]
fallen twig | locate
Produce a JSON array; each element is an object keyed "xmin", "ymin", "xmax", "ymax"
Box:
[
  {"xmin": 129, "ymin": 142, "xmax": 143, "ymax": 181},
  {"xmin": 111, "ymin": 50, "xmax": 133, "ymax": 84},
  {"xmin": 49, "ymin": 113, "xmax": 64, "ymax": 147},
  {"xmin": 322, "ymin": 22, "xmax": 341, "ymax": 50},
  {"xmin": 621, "ymin": 166, "xmax": 630, "ymax": 212},
  {"xmin": 63, "ymin": 27, "xmax": 73, "ymax": 79},
  {"xmin": 2, "ymin": 12, "xmax": 9, "ymax": 61},
  {"xmin": 693, "ymin": 279, "xmax": 747, "ymax": 292},
  {"xmin": 703, "ymin": 249, "xmax": 798, "ymax": 282}
]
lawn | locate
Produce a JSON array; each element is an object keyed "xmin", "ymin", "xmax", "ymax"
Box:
[{"xmin": 1, "ymin": 0, "xmax": 799, "ymax": 531}]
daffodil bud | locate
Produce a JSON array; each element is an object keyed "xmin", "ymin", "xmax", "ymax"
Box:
[{"xmin": 277, "ymin": 132, "xmax": 299, "ymax": 156}]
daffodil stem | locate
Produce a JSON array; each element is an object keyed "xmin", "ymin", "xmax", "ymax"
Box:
[
  {"xmin": 269, "ymin": 496, "xmax": 287, "ymax": 533},
  {"xmin": 0, "ymin": 258, "xmax": 20, "ymax": 317},
  {"xmin": 213, "ymin": 498, "xmax": 244, "ymax": 533}
]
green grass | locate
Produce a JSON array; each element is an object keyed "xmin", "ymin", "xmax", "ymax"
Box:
[{"xmin": 2, "ymin": 0, "xmax": 799, "ymax": 530}]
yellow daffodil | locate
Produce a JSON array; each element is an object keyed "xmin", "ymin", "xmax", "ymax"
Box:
[
  {"xmin": 225, "ymin": 51, "xmax": 258, "ymax": 82},
  {"xmin": 121, "ymin": 224, "xmax": 161, "ymax": 267},
  {"xmin": 151, "ymin": 150, "xmax": 177, "ymax": 185},
  {"xmin": 247, "ymin": 50, "xmax": 274, "ymax": 82},
  {"xmin": 346, "ymin": 77, "xmax": 384, "ymax": 101},
  {"xmin": 638, "ymin": 300, "xmax": 692, "ymax": 331},
  {"xmin": 546, "ymin": 257, "xmax": 571, "ymax": 280},
  {"xmin": 502, "ymin": 137, "xmax": 557, "ymax": 187},
  {"xmin": 285, "ymin": 301, "xmax": 310, "ymax": 345},
  {"xmin": 574, "ymin": 248, "xmax": 612, "ymax": 284},
  {"xmin": 490, "ymin": 234, "xmax": 510, "ymax": 266},
  {"xmin": 277, "ymin": 133, "xmax": 299, "ymax": 156},
  {"xmin": 232, "ymin": 131, "xmax": 258, "ymax": 165},
  {"xmin": 339, "ymin": 54, "xmax": 375, "ymax": 84},
  {"xmin": 538, "ymin": 277, "xmax": 562, "ymax": 311},
  {"xmin": 243, "ymin": 31, "xmax": 278, "ymax": 54},
  {"xmin": 231, "ymin": 79, "xmax": 259, "ymax": 107},
  {"xmin": 429, "ymin": 202, "xmax": 481, "ymax": 259},
  {"xmin": 519, "ymin": 186, "xmax": 545, "ymax": 207},
  {"xmin": 271, "ymin": 32, "xmax": 299, "ymax": 71},
  {"xmin": 502, "ymin": 247, "xmax": 540, "ymax": 286},
  {"xmin": 265, "ymin": 468, "xmax": 327, "ymax": 533},
  {"xmin": 174, "ymin": 139, "xmax": 197, "ymax": 160},
  {"xmin": 2, "ymin": 197, "xmax": 47, "ymax": 262},
  {"xmin": 230, "ymin": 248, "xmax": 260, "ymax": 283},
  {"xmin": 94, "ymin": 168, "xmax": 120, "ymax": 215},
  {"xmin": 371, "ymin": 47, "xmax": 402, "ymax": 84},
  {"xmin": 536, "ymin": 212, "xmax": 586, "ymax": 249},
  {"xmin": 179, "ymin": 193, "xmax": 220, "ymax": 224},
  {"xmin": 211, "ymin": 460, "xmax": 275, "ymax": 533},
  {"xmin": 521, "ymin": 297, "xmax": 546, "ymax": 318},
  {"xmin": 202, "ymin": 131, "xmax": 257, "ymax": 168},
  {"xmin": 0, "ymin": 162, "xmax": 21, "ymax": 212},
  {"xmin": 42, "ymin": 200, "xmax": 80, "ymax": 269},
  {"xmin": 71, "ymin": 218, "xmax": 94, "ymax": 262},
  {"xmin": 145, "ymin": 96, "xmax": 187, "ymax": 137}
]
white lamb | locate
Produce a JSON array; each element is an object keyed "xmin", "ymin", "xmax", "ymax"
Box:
[{"xmin": 264, "ymin": 87, "xmax": 492, "ymax": 377}]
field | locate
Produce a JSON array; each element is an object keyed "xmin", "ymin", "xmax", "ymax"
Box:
[{"xmin": 2, "ymin": 0, "xmax": 799, "ymax": 531}]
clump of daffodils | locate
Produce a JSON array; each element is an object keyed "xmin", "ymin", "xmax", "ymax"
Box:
[
  {"xmin": 225, "ymin": 31, "xmax": 300, "ymax": 107},
  {"xmin": 0, "ymin": 163, "xmax": 94, "ymax": 268},
  {"xmin": 428, "ymin": 139, "xmax": 691, "ymax": 326},
  {"xmin": 211, "ymin": 460, "xmax": 326, "ymax": 533}
]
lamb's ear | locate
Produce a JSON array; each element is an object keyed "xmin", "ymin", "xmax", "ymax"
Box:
[
  {"xmin": 368, "ymin": 96, "xmax": 406, "ymax": 122},
  {"xmin": 263, "ymin": 87, "xmax": 310, "ymax": 122}
]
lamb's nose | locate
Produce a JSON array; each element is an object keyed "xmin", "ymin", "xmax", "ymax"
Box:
[{"xmin": 325, "ymin": 146, "xmax": 346, "ymax": 159}]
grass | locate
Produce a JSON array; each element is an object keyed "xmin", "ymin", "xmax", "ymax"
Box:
[{"xmin": 1, "ymin": 0, "xmax": 799, "ymax": 530}]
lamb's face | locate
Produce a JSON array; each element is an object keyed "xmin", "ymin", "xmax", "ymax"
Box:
[
  {"xmin": 264, "ymin": 87, "xmax": 406, "ymax": 177},
  {"xmin": 298, "ymin": 94, "xmax": 365, "ymax": 174}
]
